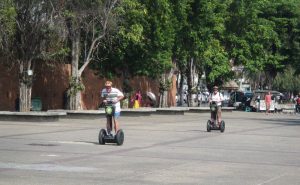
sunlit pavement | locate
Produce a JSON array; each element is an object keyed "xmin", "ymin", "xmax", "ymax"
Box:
[{"xmin": 0, "ymin": 112, "xmax": 299, "ymax": 185}]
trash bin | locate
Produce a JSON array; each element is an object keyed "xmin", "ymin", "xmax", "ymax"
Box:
[{"xmin": 31, "ymin": 97, "xmax": 42, "ymax": 111}]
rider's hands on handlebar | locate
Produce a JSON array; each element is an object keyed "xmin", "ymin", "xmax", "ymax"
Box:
[{"xmin": 103, "ymin": 99, "xmax": 119, "ymax": 104}]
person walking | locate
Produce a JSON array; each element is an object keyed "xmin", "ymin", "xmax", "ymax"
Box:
[{"xmin": 294, "ymin": 93, "xmax": 300, "ymax": 113}]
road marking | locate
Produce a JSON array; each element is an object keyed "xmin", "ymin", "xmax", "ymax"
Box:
[
  {"xmin": 40, "ymin": 154, "xmax": 58, "ymax": 157},
  {"xmin": 0, "ymin": 162, "xmax": 96, "ymax": 172},
  {"xmin": 55, "ymin": 141, "xmax": 94, "ymax": 145},
  {"xmin": 257, "ymin": 173, "xmax": 287, "ymax": 185}
]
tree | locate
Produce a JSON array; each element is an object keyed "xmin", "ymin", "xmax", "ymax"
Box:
[
  {"xmin": 188, "ymin": 0, "xmax": 232, "ymax": 91},
  {"xmin": 225, "ymin": 0, "xmax": 300, "ymax": 89},
  {"xmin": 0, "ymin": 0, "xmax": 16, "ymax": 51},
  {"xmin": 91, "ymin": 0, "xmax": 176, "ymax": 107},
  {"xmin": 171, "ymin": 0, "xmax": 193, "ymax": 106},
  {"xmin": 62, "ymin": 0, "xmax": 119, "ymax": 110},
  {"xmin": 142, "ymin": 0, "xmax": 176, "ymax": 107},
  {"xmin": 265, "ymin": 0, "xmax": 300, "ymax": 75},
  {"xmin": 273, "ymin": 65, "xmax": 300, "ymax": 95},
  {"xmin": 90, "ymin": 0, "xmax": 147, "ymax": 86},
  {"xmin": 0, "ymin": 0, "xmax": 65, "ymax": 112}
]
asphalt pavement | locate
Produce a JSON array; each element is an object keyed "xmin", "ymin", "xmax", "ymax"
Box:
[{"xmin": 0, "ymin": 112, "xmax": 299, "ymax": 185}]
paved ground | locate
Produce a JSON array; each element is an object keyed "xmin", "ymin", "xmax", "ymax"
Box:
[{"xmin": 0, "ymin": 112, "xmax": 299, "ymax": 185}]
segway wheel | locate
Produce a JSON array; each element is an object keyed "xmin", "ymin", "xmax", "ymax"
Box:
[
  {"xmin": 98, "ymin": 129, "xmax": 107, "ymax": 145},
  {"xmin": 115, "ymin": 129, "xmax": 124, "ymax": 146},
  {"xmin": 220, "ymin": 120, "xmax": 225, "ymax": 133},
  {"xmin": 207, "ymin": 120, "xmax": 211, "ymax": 132}
]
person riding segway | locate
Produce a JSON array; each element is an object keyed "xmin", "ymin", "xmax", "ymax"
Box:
[
  {"xmin": 98, "ymin": 81, "xmax": 125, "ymax": 145},
  {"xmin": 207, "ymin": 86, "xmax": 225, "ymax": 132}
]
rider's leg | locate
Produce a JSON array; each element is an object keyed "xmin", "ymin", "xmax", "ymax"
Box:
[
  {"xmin": 211, "ymin": 111, "xmax": 214, "ymax": 122},
  {"xmin": 106, "ymin": 116, "xmax": 112, "ymax": 135},
  {"xmin": 113, "ymin": 111, "xmax": 121, "ymax": 133},
  {"xmin": 217, "ymin": 107, "xmax": 221, "ymax": 124}
]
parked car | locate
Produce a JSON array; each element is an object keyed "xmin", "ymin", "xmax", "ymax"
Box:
[
  {"xmin": 176, "ymin": 91, "xmax": 188, "ymax": 104},
  {"xmin": 250, "ymin": 90, "xmax": 282, "ymax": 112},
  {"xmin": 228, "ymin": 91, "xmax": 245, "ymax": 108},
  {"xmin": 197, "ymin": 92, "xmax": 209, "ymax": 103}
]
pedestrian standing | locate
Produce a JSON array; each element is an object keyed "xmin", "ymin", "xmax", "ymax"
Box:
[
  {"xmin": 265, "ymin": 91, "xmax": 272, "ymax": 114},
  {"xmin": 131, "ymin": 90, "xmax": 142, "ymax": 108}
]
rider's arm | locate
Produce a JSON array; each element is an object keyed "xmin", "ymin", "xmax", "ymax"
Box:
[
  {"xmin": 100, "ymin": 89, "xmax": 108, "ymax": 104},
  {"xmin": 115, "ymin": 95, "xmax": 124, "ymax": 103},
  {"xmin": 219, "ymin": 93, "xmax": 224, "ymax": 102},
  {"xmin": 208, "ymin": 94, "xmax": 212, "ymax": 103},
  {"xmin": 113, "ymin": 89, "xmax": 124, "ymax": 103}
]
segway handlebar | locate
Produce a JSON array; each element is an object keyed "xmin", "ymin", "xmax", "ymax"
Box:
[
  {"xmin": 210, "ymin": 101, "xmax": 220, "ymax": 105},
  {"xmin": 104, "ymin": 100, "xmax": 116, "ymax": 106}
]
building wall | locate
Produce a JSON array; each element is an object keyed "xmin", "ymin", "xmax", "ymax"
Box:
[
  {"xmin": 0, "ymin": 63, "xmax": 177, "ymax": 111},
  {"xmin": 0, "ymin": 64, "xmax": 19, "ymax": 111},
  {"xmin": 32, "ymin": 63, "xmax": 71, "ymax": 110}
]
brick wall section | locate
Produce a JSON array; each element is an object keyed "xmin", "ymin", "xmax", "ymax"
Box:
[
  {"xmin": 0, "ymin": 63, "xmax": 177, "ymax": 111},
  {"xmin": 81, "ymin": 68, "xmax": 177, "ymax": 109},
  {"xmin": 32, "ymin": 63, "xmax": 71, "ymax": 110}
]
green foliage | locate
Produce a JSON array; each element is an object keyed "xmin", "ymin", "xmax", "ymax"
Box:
[
  {"xmin": 2, "ymin": 0, "xmax": 300, "ymax": 95},
  {"xmin": 189, "ymin": 0, "xmax": 232, "ymax": 85},
  {"xmin": 92, "ymin": 0, "xmax": 175, "ymax": 79},
  {"xmin": 273, "ymin": 65, "xmax": 300, "ymax": 93},
  {"xmin": 226, "ymin": 0, "xmax": 300, "ymax": 77},
  {"xmin": 159, "ymin": 79, "xmax": 172, "ymax": 93},
  {"xmin": 134, "ymin": 0, "xmax": 176, "ymax": 77},
  {"xmin": 1, "ymin": 0, "xmax": 66, "ymax": 63},
  {"xmin": 123, "ymin": 78, "xmax": 133, "ymax": 93},
  {"xmin": 0, "ymin": 0, "xmax": 16, "ymax": 50},
  {"xmin": 204, "ymin": 39, "xmax": 232, "ymax": 85},
  {"xmin": 67, "ymin": 77, "xmax": 85, "ymax": 96}
]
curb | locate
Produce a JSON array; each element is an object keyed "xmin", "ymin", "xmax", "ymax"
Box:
[{"xmin": 0, "ymin": 107, "xmax": 236, "ymax": 122}]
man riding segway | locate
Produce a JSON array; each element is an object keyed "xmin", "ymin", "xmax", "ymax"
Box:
[
  {"xmin": 207, "ymin": 86, "xmax": 225, "ymax": 132},
  {"xmin": 99, "ymin": 81, "xmax": 125, "ymax": 145}
]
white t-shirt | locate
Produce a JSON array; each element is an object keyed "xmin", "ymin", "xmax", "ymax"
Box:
[
  {"xmin": 209, "ymin": 92, "xmax": 224, "ymax": 106},
  {"xmin": 101, "ymin": 87, "xmax": 124, "ymax": 113}
]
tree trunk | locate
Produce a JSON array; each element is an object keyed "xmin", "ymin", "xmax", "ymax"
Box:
[
  {"xmin": 159, "ymin": 90, "xmax": 168, "ymax": 108},
  {"xmin": 178, "ymin": 72, "xmax": 185, "ymax": 106},
  {"xmin": 69, "ymin": 32, "xmax": 81, "ymax": 110},
  {"xmin": 159, "ymin": 67, "xmax": 175, "ymax": 108},
  {"xmin": 19, "ymin": 82, "xmax": 32, "ymax": 112},
  {"xmin": 18, "ymin": 61, "xmax": 33, "ymax": 112},
  {"xmin": 159, "ymin": 74, "xmax": 169, "ymax": 108},
  {"xmin": 187, "ymin": 58, "xmax": 197, "ymax": 107}
]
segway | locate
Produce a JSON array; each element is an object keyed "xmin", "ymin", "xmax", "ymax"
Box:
[
  {"xmin": 98, "ymin": 102, "xmax": 124, "ymax": 146},
  {"xmin": 207, "ymin": 101, "xmax": 225, "ymax": 132}
]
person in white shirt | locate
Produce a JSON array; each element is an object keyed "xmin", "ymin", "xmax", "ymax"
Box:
[
  {"xmin": 208, "ymin": 86, "xmax": 224, "ymax": 125},
  {"xmin": 101, "ymin": 81, "xmax": 124, "ymax": 135}
]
